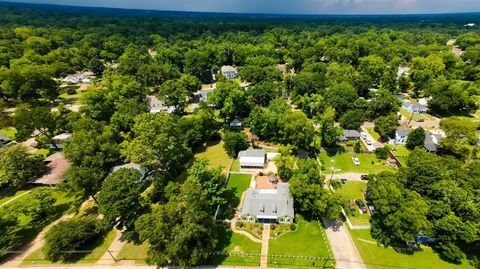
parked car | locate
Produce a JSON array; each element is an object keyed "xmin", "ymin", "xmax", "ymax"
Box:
[
  {"xmin": 416, "ymin": 118, "xmax": 425, "ymax": 122},
  {"xmin": 352, "ymin": 156, "xmax": 360, "ymax": 166},
  {"xmin": 340, "ymin": 178, "xmax": 347, "ymax": 184},
  {"xmin": 356, "ymin": 199, "xmax": 368, "ymax": 214},
  {"xmin": 365, "ymin": 139, "xmax": 372, "ymax": 145},
  {"xmin": 360, "ymin": 132, "xmax": 368, "ymax": 139},
  {"xmin": 360, "ymin": 175, "xmax": 368, "ymax": 181}
]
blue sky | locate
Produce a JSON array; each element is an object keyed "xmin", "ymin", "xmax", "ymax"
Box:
[{"xmin": 6, "ymin": 0, "xmax": 480, "ymax": 15}]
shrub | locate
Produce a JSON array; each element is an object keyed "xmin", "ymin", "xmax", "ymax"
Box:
[
  {"xmin": 44, "ymin": 218, "xmax": 103, "ymax": 262},
  {"xmin": 290, "ymin": 223, "xmax": 296, "ymax": 231},
  {"xmin": 375, "ymin": 147, "xmax": 390, "ymax": 159}
]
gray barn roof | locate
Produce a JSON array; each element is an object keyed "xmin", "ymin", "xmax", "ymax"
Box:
[
  {"xmin": 397, "ymin": 128, "xmax": 412, "ymax": 137},
  {"xmin": 238, "ymin": 148, "xmax": 265, "ymax": 158},
  {"xmin": 424, "ymin": 132, "xmax": 437, "ymax": 152},
  {"xmin": 241, "ymin": 183, "xmax": 294, "ymax": 220},
  {"xmin": 342, "ymin": 129, "xmax": 361, "ymax": 138}
]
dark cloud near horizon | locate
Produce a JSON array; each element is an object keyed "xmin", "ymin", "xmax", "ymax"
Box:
[{"xmin": 6, "ymin": 0, "xmax": 480, "ymax": 14}]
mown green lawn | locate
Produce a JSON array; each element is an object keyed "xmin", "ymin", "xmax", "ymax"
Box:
[
  {"xmin": 319, "ymin": 151, "xmax": 394, "ymax": 174},
  {"xmin": 219, "ymin": 173, "xmax": 252, "ymax": 220},
  {"xmin": 269, "ymin": 216, "xmax": 335, "ymax": 269},
  {"xmin": 117, "ymin": 242, "xmax": 149, "ymax": 265},
  {"xmin": 0, "ymin": 127, "xmax": 17, "ymax": 139},
  {"xmin": 400, "ymin": 108, "xmax": 436, "ymax": 121},
  {"xmin": 206, "ymin": 226, "xmax": 261, "ymax": 267},
  {"xmin": 0, "ymin": 189, "xmax": 32, "ymax": 206},
  {"xmin": 350, "ymin": 229, "xmax": 473, "ymax": 269},
  {"xmin": 230, "ymin": 158, "xmax": 240, "ymax": 171},
  {"xmin": 367, "ymin": 128, "xmax": 380, "ymax": 141},
  {"xmin": 194, "ymin": 139, "xmax": 231, "ymax": 174},
  {"xmin": 336, "ymin": 181, "xmax": 370, "ymax": 226},
  {"xmin": 390, "ymin": 145, "xmax": 410, "ymax": 167}
]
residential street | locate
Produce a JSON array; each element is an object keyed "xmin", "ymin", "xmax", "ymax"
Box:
[{"xmin": 323, "ymin": 220, "xmax": 366, "ymax": 269}]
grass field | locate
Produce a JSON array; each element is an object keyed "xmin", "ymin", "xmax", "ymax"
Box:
[
  {"xmin": 367, "ymin": 128, "xmax": 380, "ymax": 141},
  {"xmin": 231, "ymin": 158, "xmax": 240, "ymax": 171},
  {"xmin": 0, "ymin": 189, "xmax": 32, "ymax": 206},
  {"xmin": 350, "ymin": 229, "xmax": 473, "ymax": 269},
  {"xmin": 219, "ymin": 173, "xmax": 252, "ymax": 220},
  {"xmin": 400, "ymin": 108, "xmax": 436, "ymax": 121},
  {"xmin": 390, "ymin": 145, "xmax": 410, "ymax": 167},
  {"xmin": 206, "ymin": 226, "xmax": 261, "ymax": 267},
  {"xmin": 194, "ymin": 139, "xmax": 231, "ymax": 174},
  {"xmin": 23, "ymin": 229, "xmax": 117, "ymax": 265},
  {"xmin": 319, "ymin": 150, "xmax": 394, "ymax": 174},
  {"xmin": 117, "ymin": 242, "xmax": 149, "ymax": 265},
  {"xmin": 336, "ymin": 181, "xmax": 370, "ymax": 226},
  {"xmin": 269, "ymin": 216, "xmax": 335, "ymax": 269},
  {"xmin": 0, "ymin": 127, "xmax": 17, "ymax": 139}
]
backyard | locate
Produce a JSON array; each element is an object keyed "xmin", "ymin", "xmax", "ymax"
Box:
[
  {"xmin": 349, "ymin": 229, "xmax": 473, "ymax": 269},
  {"xmin": 400, "ymin": 108, "xmax": 437, "ymax": 121},
  {"xmin": 335, "ymin": 181, "xmax": 371, "ymax": 226},
  {"xmin": 318, "ymin": 150, "xmax": 394, "ymax": 174},
  {"xmin": 269, "ymin": 216, "xmax": 335, "ymax": 269},
  {"xmin": 389, "ymin": 145, "xmax": 410, "ymax": 167},
  {"xmin": 194, "ymin": 139, "xmax": 231, "ymax": 174}
]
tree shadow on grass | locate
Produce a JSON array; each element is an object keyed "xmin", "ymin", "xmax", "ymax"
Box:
[
  {"xmin": 324, "ymin": 146, "xmax": 347, "ymax": 157},
  {"xmin": 217, "ymin": 188, "xmax": 239, "ymax": 220},
  {"xmin": 60, "ymin": 231, "xmax": 110, "ymax": 263}
]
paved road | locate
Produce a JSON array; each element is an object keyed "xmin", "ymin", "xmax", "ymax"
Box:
[
  {"xmin": 324, "ymin": 220, "xmax": 366, "ymax": 269},
  {"xmin": 332, "ymin": 173, "xmax": 368, "ymax": 182}
]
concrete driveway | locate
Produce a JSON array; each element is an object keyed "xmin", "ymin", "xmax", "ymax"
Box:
[{"xmin": 324, "ymin": 220, "xmax": 366, "ymax": 269}]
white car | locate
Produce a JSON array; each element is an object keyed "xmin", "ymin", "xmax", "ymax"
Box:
[
  {"xmin": 352, "ymin": 156, "xmax": 360, "ymax": 166},
  {"xmin": 360, "ymin": 132, "xmax": 368, "ymax": 139},
  {"xmin": 365, "ymin": 139, "xmax": 372, "ymax": 145}
]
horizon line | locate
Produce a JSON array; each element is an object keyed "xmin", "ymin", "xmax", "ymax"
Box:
[{"xmin": 1, "ymin": 0, "xmax": 480, "ymax": 17}]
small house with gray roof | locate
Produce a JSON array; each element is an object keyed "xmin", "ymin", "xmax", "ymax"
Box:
[
  {"xmin": 340, "ymin": 129, "xmax": 361, "ymax": 141},
  {"xmin": 402, "ymin": 101, "xmax": 428, "ymax": 114},
  {"xmin": 240, "ymin": 183, "xmax": 294, "ymax": 224}
]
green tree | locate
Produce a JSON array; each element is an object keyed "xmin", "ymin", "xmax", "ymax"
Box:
[
  {"xmin": 428, "ymin": 79, "xmax": 478, "ymax": 115},
  {"xmin": 121, "ymin": 113, "xmax": 191, "ymax": 172},
  {"xmin": 374, "ymin": 114, "xmax": 400, "ymax": 139},
  {"xmin": 0, "ymin": 144, "xmax": 45, "ymax": 189},
  {"xmin": 64, "ymin": 165, "xmax": 105, "ymax": 202},
  {"xmin": 135, "ymin": 179, "xmax": 217, "ymax": 267},
  {"xmin": 44, "ymin": 218, "xmax": 103, "ymax": 262},
  {"xmin": 406, "ymin": 127, "xmax": 426, "ymax": 150},
  {"xmin": 367, "ymin": 172, "xmax": 431, "ymax": 246},
  {"xmin": 12, "ymin": 107, "xmax": 56, "ymax": 142},
  {"xmin": 187, "ymin": 159, "xmax": 226, "ymax": 212},
  {"xmin": 209, "ymin": 81, "xmax": 250, "ymax": 120},
  {"xmin": 99, "ymin": 168, "xmax": 147, "ymax": 241},
  {"xmin": 247, "ymin": 81, "xmax": 279, "ymax": 106},
  {"xmin": 319, "ymin": 107, "xmax": 341, "ymax": 147},
  {"xmin": 324, "ymin": 82, "xmax": 358, "ymax": 117},
  {"xmin": 157, "ymin": 80, "xmax": 188, "ymax": 115},
  {"xmin": 223, "ymin": 131, "xmax": 248, "ymax": 158},
  {"xmin": 339, "ymin": 109, "xmax": 366, "ymax": 130}
]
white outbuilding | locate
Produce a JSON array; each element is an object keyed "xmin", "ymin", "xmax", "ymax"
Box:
[{"xmin": 238, "ymin": 149, "xmax": 266, "ymax": 168}]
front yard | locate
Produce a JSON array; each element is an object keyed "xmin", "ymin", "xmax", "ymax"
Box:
[
  {"xmin": 349, "ymin": 229, "xmax": 473, "ymax": 269},
  {"xmin": 389, "ymin": 145, "xmax": 410, "ymax": 167},
  {"xmin": 269, "ymin": 216, "xmax": 335, "ymax": 269},
  {"xmin": 318, "ymin": 150, "xmax": 394, "ymax": 174},
  {"xmin": 206, "ymin": 226, "xmax": 261, "ymax": 267},
  {"xmin": 400, "ymin": 108, "xmax": 436, "ymax": 121}
]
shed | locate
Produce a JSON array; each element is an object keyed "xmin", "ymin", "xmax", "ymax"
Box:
[
  {"xmin": 229, "ymin": 119, "xmax": 242, "ymax": 130},
  {"xmin": 341, "ymin": 129, "xmax": 361, "ymax": 141},
  {"xmin": 238, "ymin": 149, "xmax": 266, "ymax": 168},
  {"xmin": 47, "ymin": 133, "xmax": 72, "ymax": 149}
]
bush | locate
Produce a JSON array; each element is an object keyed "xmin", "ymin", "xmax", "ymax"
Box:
[
  {"xmin": 375, "ymin": 147, "xmax": 390, "ymax": 160},
  {"xmin": 290, "ymin": 223, "xmax": 296, "ymax": 231},
  {"xmin": 44, "ymin": 218, "xmax": 104, "ymax": 262},
  {"xmin": 66, "ymin": 87, "xmax": 77, "ymax": 95}
]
